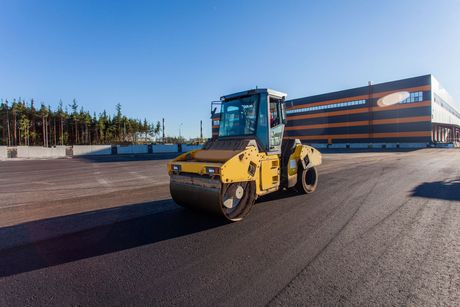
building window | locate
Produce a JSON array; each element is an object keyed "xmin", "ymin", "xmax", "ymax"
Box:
[
  {"xmin": 213, "ymin": 120, "xmax": 220, "ymax": 126},
  {"xmin": 401, "ymin": 91, "xmax": 424, "ymax": 104},
  {"xmin": 286, "ymin": 99, "xmax": 367, "ymax": 115}
]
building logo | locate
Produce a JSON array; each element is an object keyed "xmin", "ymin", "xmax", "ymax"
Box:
[{"xmin": 377, "ymin": 91, "xmax": 410, "ymax": 107}]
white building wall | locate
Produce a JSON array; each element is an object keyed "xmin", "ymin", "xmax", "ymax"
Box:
[
  {"xmin": 16, "ymin": 146, "xmax": 67, "ymax": 158},
  {"xmin": 432, "ymin": 101, "xmax": 460, "ymax": 126},
  {"xmin": 73, "ymin": 145, "xmax": 112, "ymax": 156},
  {"xmin": 431, "ymin": 76, "xmax": 460, "ymax": 126},
  {"xmin": 0, "ymin": 146, "xmax": 7, "ymax": 159}
]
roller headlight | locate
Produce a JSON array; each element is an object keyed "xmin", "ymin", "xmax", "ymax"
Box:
[{"xmin": 205, "ymin": 166, "xmax": 220, "ymax": 175}]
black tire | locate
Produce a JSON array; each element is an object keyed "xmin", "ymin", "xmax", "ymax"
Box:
[{"xmin": 295, "ymin": 166, "xmax": 318, "ymax": 194}]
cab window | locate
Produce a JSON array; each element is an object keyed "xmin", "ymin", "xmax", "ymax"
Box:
[
  {"xmin": 269, "ymin": 97, "xmax": 284, "ymax": 151},
  {"xmin": 270, "ymin": 100, "xmax": 281, "ymax": 127}
]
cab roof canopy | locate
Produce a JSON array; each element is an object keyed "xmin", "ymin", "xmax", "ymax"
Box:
[{"xmin": 221, "ymin": 88, "xmax": 287, "ymax": 101}]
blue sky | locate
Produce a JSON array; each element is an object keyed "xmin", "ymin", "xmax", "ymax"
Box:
[{"xmin": 0, "ymin": 0, "xmax": 459, "ymax": 138}]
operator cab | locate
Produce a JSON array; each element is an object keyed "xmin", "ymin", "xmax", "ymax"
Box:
[{"xmin": 217, "ymin": 89, "xmax": 287, "ymax": 153}]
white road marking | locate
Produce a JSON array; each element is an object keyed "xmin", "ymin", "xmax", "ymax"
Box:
[
  {"xmin": 97, "ymin": 178, "xmax": 111, "ymax": 186},
  {"xmin": 31, "ymin": 181, "xmax": 53, "ymax": 185},
  {"xmin": 0, "ymin": 203, "xmax": 30, "ymax": 209},
  {"xmin": 129, "ymin": 171, "xmax": 148, "ymax": 180}
]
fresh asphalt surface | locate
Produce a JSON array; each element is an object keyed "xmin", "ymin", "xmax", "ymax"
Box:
[{"xmin": 0, "ymin": 149, "xmax": 459, "ymax": 306}]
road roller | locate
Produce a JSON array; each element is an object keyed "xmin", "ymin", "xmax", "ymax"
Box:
[{"xmin": 167, "ymin": 88, "xmax": 322, "ymax": 221}]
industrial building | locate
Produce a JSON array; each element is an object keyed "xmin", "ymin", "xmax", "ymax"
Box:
[{"xmin": 212, "ymin": 74, "xmax": 460, "ymax": 148}]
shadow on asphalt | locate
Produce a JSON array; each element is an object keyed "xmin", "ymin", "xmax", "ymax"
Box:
[
  {"xmin": 257, "ymin": 189, "xmax": 301, "ymax": 203},
  {"xmin": 0, "ymin": 199, "xmax": 227, "ymax": 278},
  {"xmin": 411, "ymin": 178, "xmax": 460, "ymax": 201},
  {"xmin": 76, "ymin": 152, "xmax": 180, "ymax": 163}
]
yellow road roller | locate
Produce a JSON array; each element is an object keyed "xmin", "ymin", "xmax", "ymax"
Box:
[{"xmin": 167, "ymin": 89, "xmax": 321, "ymax": 221}]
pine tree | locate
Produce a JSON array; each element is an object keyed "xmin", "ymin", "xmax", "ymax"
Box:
[
  {"xmin": 70, "ymin": 99, "xmax": 79, "ymax": 144},
  {"xmin": 0, "ymin": 98, "xmax": 162, "ymax": 145},
  {"xmin": 57, "ymin": 100, "xmax": 65, "ymax": 145}
]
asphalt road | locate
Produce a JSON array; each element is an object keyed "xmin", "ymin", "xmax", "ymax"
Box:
[{"xmin": 0, "ymin": 149, "xmax": 459, "ymax": 306}]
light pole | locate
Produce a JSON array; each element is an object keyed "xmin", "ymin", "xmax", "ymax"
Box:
[{"xmin": 179, "ymin": 123, "xmax": 183, "ymax": 140}]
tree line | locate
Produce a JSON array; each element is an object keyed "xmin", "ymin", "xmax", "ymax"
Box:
[{"xmin": 0, "ymin": 98, "xmax": 161, "ymax": 146}]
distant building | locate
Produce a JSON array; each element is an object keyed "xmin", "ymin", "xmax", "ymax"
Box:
[{"xmin": 212, "ymin": 75, "xmax": 460, "ymax": 148}]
